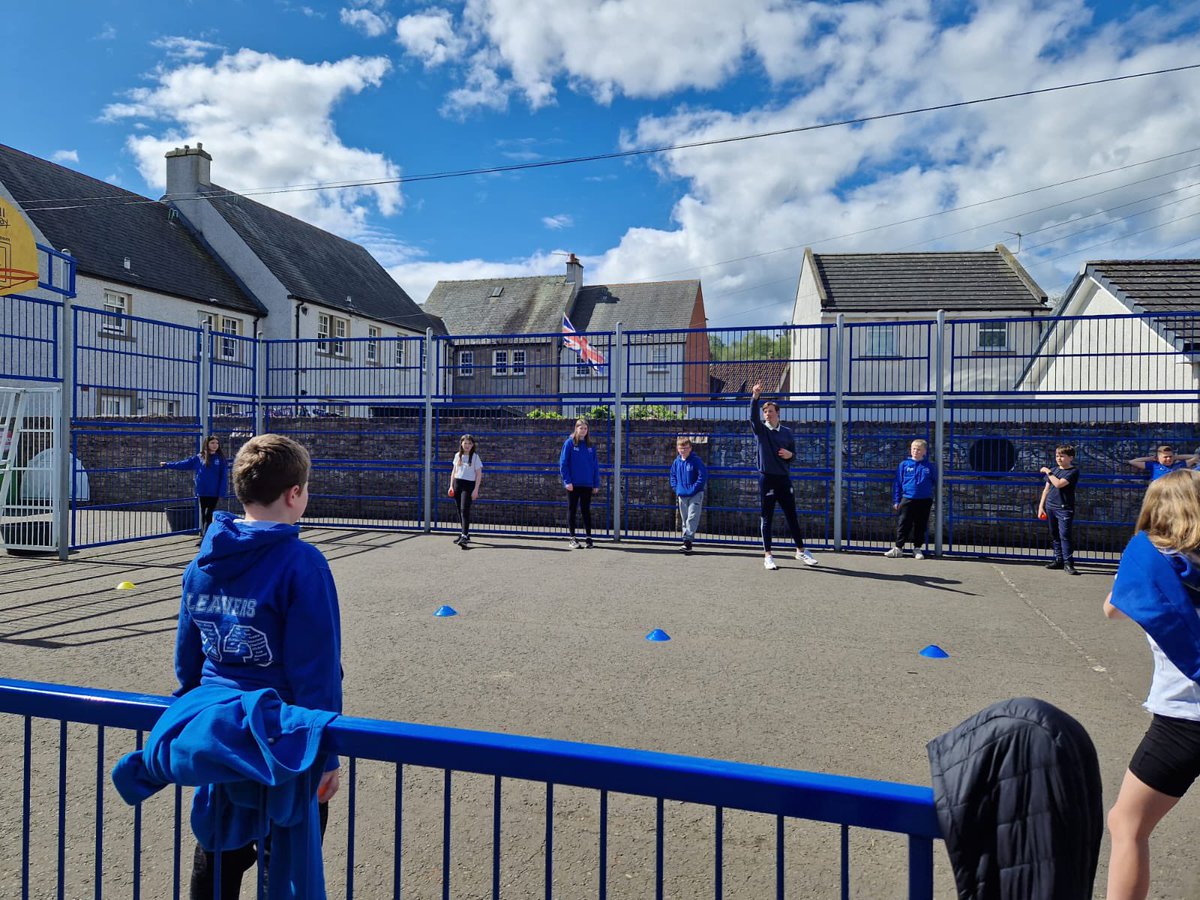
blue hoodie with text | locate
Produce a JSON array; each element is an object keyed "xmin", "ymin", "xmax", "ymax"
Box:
[
  {"xmin": 174, "ymin": 511, "xmax": 342, "ymax": 769},
  {"xmin": 893, "ymin": 457, "xmax": 936, "ymax": 505},
  {"xmin": 559, "ymin": 436, "xmax": 601, "ymax": 488},
  {"xmin": 164, "ymin": 453, "xmax": 229, "ymax": 498},
  {"xmin": 669, "ymin": 453, "xmax": 708, "ymax": 498}
]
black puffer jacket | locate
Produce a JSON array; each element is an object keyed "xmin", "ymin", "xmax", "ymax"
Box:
[{"xmin": 926, "ymin": 697, "xmax": 1102, "ymax": 900}]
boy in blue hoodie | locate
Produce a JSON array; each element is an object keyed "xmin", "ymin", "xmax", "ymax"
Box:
[
  {"xmin": 669, "ymin": 436, "xmax": 708, "ymax": 553},
  {"xmin": 886, "ymin": 438, "xmax": 936, "ymax": 560},
  {"xmin": 175, "ymin": 433, "xmax": 342, "ymax": 899}
]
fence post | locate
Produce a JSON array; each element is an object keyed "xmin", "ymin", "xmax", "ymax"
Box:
[
  {"xmin": 934, "ymin": 310, "xmax": 946, "ymax": 558},
  {"xmin": 833, "ymin": 315, "xmax": 845, "ymax": 551},
  {"xmin": 423, "ymin": 328, "xmax": 434, "ymax": 533},
  {"xmin": 612, "ymin": 323, "xmax": 624, "ymax": 542},
  {"xmin": 199, "ymin": 323, "xmax": 211, "ymax": 438},
  {"xmin": 254, "ymin": 332, "xmax": 265, "ymax": 435},
  {"xmin": 54, "ymin": 286, "xmax": 74, "ymax": 561}
]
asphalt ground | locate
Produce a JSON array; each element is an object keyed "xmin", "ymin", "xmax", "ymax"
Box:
[{"xmin": 0, "ymin": 530, "xmax": 1196, "ymax": 898}]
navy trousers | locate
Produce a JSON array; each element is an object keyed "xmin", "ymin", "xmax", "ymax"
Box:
[{"xmin": 1046, "ymin": 505, "xmax": 1074, "ymax": 563}]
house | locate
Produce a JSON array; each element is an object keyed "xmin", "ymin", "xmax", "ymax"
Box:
[
  {"xmin": 789, "ymin": 245, "xmax": 1048, "ymax": 396},
  {"xmin": 0, "ymin": 143, "xmax": 262, "ymax": 418},
  {"xmin": 423, "ymin": 256, "xmax": 708, "ymax": 410},
  {"xmin": 162, "ymin": 144, "xmax": 437, "ymax": 410},
  {"xmin": 1017, "ymin": 259, "xmax": 1200, "ymax": 422}
]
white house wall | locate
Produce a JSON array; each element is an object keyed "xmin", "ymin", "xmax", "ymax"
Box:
[{"xmin": 789, "ymin": 263, "xmax": 825, "ymax": 394}]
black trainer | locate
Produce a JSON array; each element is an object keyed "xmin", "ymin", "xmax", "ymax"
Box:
[
  {"xmin": 1064, "ymin": 563, "xmax": 1080, "ymax": 575},
  {"xmin": 585, "ymin": 537, "xmax": 594, "ymax": 549},
  {"xmin": 1045, "ymin": 560, "xmax": 1064, "ymax": 570},
  {"xmin": 684, "ymin": 539, "xmax": 693, "ymax": 553}
]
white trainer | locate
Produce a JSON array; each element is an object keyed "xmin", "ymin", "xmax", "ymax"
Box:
[
  {"xmin": 763, "ymin": 555, "xmax": 778, "ymax": 571},
  {"xmin": 883, "ymin": 547, "xmax": 903, "ymax": 558},
  {"xmin": 797, "ymin": 549, "xmax": 818, "ymax": 567},
  {"xmin": 913, "ymin": 548, "xmax": 926, "ymax": 560}
]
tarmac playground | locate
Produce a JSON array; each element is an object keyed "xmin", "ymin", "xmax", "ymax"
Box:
[{"xmin": 0, "ymin": 528, "xmax": 1196, "ymax": 899}]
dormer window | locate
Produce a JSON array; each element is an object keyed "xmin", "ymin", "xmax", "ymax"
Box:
[{"xmin": 489, "ymin": 286, "xmax": 503, "ymax": 298}]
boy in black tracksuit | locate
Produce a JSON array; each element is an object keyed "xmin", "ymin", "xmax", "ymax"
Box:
[
  {"xmin": 749, "ymin": 382, "xmax": 818, "ymax": 570},
  {"xmin": 1037, "ymin": 445, "xmax": 1080, "ymax": 575}
]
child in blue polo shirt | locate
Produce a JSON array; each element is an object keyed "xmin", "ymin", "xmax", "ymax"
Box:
[
  {"xmin": 1128, "ymin": 445, "xmax": 1199, "ymax": 481},
  {"xmin": 885, "ymin": 439, "xmax": 935, "ymax": 560}
]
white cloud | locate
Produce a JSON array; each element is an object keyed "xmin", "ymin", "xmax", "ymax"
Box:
[
  {"xmin": 396, "ymin": 9, "xmax": 468, "ymax": 67},
  {"xmin": 542, "ymin": 214, "xmax": 573, "ymax": 230},
  {"xmin": 396, "ymin": 252, "xmax": 563, "ymax": 305},
  {"xmin": 399, "ymin": 0, "xmax": 1200, "ymax": 324},
  {"xmin": 152, "ymin": 36, "xmax": 224, "ymax": 61},
  {"xmin": 102, "ymin": 50, "xmax": 405, "ymax": 237},
  {"xmin": 105, "ymin": 174, "xmax": 121, "ymax": 186},
  {"xmin": 341, "ymin": 8, "xmax": 392, "ymax": 38},
  {"xmin": 94, "ymin": 24, "xmax": 117, "ymax": 41},
  {"xmin": 51, "ymin": 150, "xmax": 79, "ymax": 164}
]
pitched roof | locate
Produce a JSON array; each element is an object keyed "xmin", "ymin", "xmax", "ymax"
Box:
[
  {"xmin": 201, "ymin": 184, "xmax": 430, "ymax": 332},
  {"xmin": 812, "ymin": 246, "xmax": 1047, "ymax": 313},
  {"xmin": 570, "ymin": 281, "xmax": 700, "ymax": 331},
  {"xmin": 0, "ymin": 144, "xmax": 260, "ymax": 315},
  {"xmin": 422, "ymin": 276, "xmax": 576, "ymax": 335},
  {"xmin": 708, "ymin": 359, "xmax": 789, "ymax": 395},
  {"xmin": 1086, "ymin": 260, "xmax": 1200, "ymax": 314}
]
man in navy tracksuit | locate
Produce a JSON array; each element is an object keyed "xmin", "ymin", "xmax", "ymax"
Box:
[
  {"xmin": 887, "ymin": 438, "xmax": 936, "ymax": 559},
  {"xmin": 750, "ymin": 382, "xmax": 817, "ymax": 570},
  {"xmin": 174, "ymin": 434, "xmax": 342, "ymax": 899}
]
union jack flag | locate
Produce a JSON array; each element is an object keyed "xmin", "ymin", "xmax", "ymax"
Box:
[{"xmin": 562, "ymin": 314, "xmax": 607, "ymax": 373}]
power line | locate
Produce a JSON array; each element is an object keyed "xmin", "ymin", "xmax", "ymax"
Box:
[{"xmin": 17, "ymin": 62, "xmax": 1200, "ymax": 212}]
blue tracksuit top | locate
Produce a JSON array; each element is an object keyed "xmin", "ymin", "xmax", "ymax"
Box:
[
  {"xmin": 670, "ymin": 454, "xmax": 708, "ymax": 497},
  {"xmin": 559, "ymin": 436, "xmax": 600, "ymax": 488},
  {"xmin": 893, "ymin": 457, "xmax": 936, "ymax": 505},
  {"xmin": 749, "ymin": 397, "xmax": 795, "ymax": 478},
  {"xmin": 165, "ymin": 453, "xmax": 229, "ymax": 498},
  {"xmin": 175, "ymin": 511, "xmax": 343, "ymax": 768}
]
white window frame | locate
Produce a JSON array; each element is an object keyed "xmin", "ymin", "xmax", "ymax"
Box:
[
  {"xmin": 493, "ymin": 349, "xmax": 508, "ymax": 376},
  {"xmin": 317, "ymin": 313, "xmax": 350, "ymax": 357},
  {"xmin": 648, "ymin": 347, "xmax": 670, "ymax": 373},
  {"xmin": 101, "ymin": 290, "xmax": 130, "ymax": 336},
  {"xmin": 864, "ymin": 325, "xmax": 897, "ymax": 358},
  {"xmin": 367, "ymin": 325, "xmax": 380, "ymax": 364},
  {"xmin": 147, "ymin": 398, "xmax": 180, "ymax": 417},
  {"xmin": 213, "ymin": 402, "xmax": 237, "ymax": 417},
  {"xmin": 395, "ymin": 338, "xmax": 406, "ymax": 367},
  {"xmin": 219, "ymin": 316, "xmax": 242, "ymax": 361},
  {"xmin": 459, "ymin": 350, "xmax": 474, "ymax": 377},
  {"xmin": 977, "ymin": 322, "xmax": 1009, "ymax": 351},
  {"xmin": 96, "ymin": 390, "xmax": 134, "ymax": 416},
  {"xmin": 512, "ymin": 349, "xmax": 526, "ymax": 377}
]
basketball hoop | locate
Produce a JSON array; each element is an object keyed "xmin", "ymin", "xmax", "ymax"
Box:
[{"xmin": 0, "ymin": 267, "xmax": 38, "ymax": 294}]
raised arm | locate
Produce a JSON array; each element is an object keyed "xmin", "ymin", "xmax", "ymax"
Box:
[{"xmin": 1127, "ymin": 455, "xmax": 1153, "ymax": 471}]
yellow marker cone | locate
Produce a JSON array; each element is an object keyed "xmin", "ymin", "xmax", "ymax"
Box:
[{"xmin": 115, "ymin": 581, "xmax": 136, "ymax": 590}]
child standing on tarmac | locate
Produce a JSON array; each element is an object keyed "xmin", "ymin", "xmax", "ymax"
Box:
[
  {"xmin": 1038, "ymin": 445, "xmax": 1081, "ymax": 575},
  {"xmin": 560, "ymin": 418, "xmax": 600, "ymax": 549},
  {"xmin": 886, "ymin": 439, "xmax": 935, "ymax": 560},
  {"xmin": 161, "ymin": 435, "xmax": 228, "ymax": 543},
  {"xmin": 174, "ymin": 434, "xmax": 342, "ymax": 899},
  {"xmin": 1104, "ymin": 469, "xmax": 1200, "ymax": 900},
  {"xmin": 448, "ymin": 434, "xmax": 483, "ymax": 546},
  {"xmin": 669, "ymin": 436, "xmax": 707, "ymax": 554}
]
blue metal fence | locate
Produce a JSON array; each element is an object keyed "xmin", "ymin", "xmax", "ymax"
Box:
[{"xmin": 0, "ymin": 677, "xmax": 940, "ymax": 899}]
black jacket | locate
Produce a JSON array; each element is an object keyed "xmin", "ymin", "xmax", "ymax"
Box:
[{"xmin": 926, "ymin": 697, "xmax": 1102, "ymax": 900}]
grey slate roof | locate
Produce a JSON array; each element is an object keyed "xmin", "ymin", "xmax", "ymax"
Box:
[
  {"xmin": 0, "ymin": 144, "xmax": 260, "ymax": 315},
  {"xmin": 708, "ymin": 359, "xmax": 789, "ymax": 395},
  {"xmin": 422, "ymin": 276, "xmax": 576, "ymax": 335},
  {"xmin": 813, "ymin": 247, "xmax": 1047, "ymax": 313},
  {"xmin": 570, "ymin": 281, "xmax": 701, "ymax": 331},
  {"xmin": 1087, "ymin": 260, "xmax": 1200, "ymax": 313},
  {"xmin": 201, "ymin": 184, "xmax": 430, "ymax": 332}
]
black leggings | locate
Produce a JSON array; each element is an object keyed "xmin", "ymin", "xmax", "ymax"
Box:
[
  {"xmin": 198, "ymin": 496, "xmax": 219, "ymax": 535},
  {"xmin": 453, "ymin": 478, "xmax": 475, "ymax": 535},
  {"xmin": 568, "ymin": 487, "xmax": 594, "ymax": 537},
  {"xmin": 759, "ymin": 474, "xmax": 804, "ymax": 553},
  {"xmin": 190, "ymin": 801, "xmax": 329, "ymax": 899}
]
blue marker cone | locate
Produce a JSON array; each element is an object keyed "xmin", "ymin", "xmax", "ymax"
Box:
[
  {"xmin": 645, "ymin": 628, "xmax": 671, "ymax": 642},
  {"xmin": 919, "ymin": 644, "xmax": 949, "ymax": 659},
  {"xmin": 434, "ymin": 605, "xmax": 458, "ymax": 617}
]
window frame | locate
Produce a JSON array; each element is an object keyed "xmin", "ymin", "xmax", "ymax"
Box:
[
  {"xmin": 648, "ymin": 346, "xmax": 670, "ymax": 374},
  {"xmin": 492, "ymin": 349, "xmax": 509, "ymax": 376},
  {"xmin": 976, "ymin": 321, "xmax": 1009, "ymax": 352},
  {"xmin": 219, "ymin": 316, "xmax": 242, "ymax": 362},
  {"xmin": 863, "ymin": 324, "xmax": 897, "ymax": 358},
  {"xmin": 367, "ymin": 325, "xmax": 381, "ymax": 364},
  {"xmin": 147, "ymin": 398, "xmax": 180, "ymax": 417},
  {"xmin": 101, "ymin": 290, "xmax": 131, "ymax": 337},
  {"xmin": 317, "ymin": 312, "xmax": 350, "ymax": 357},
  {"xmin": 511, "ymin": 349, "xmax": 526, "ymax": 377},
  {"xmin": 95, "ymin": 389, "xmax": 135, "ymax": 417},
  {"xmin": 459, "ymin": 350, "xmax": 474, "ymax": 377},
  {"xmin": 395, "ymin": 339, "xmax": 406, "ymax": 368}
]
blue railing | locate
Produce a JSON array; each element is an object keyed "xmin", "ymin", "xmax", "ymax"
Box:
[{"xmin": 0, "ymin": 677, "xmax": 940, "ymax": 899}]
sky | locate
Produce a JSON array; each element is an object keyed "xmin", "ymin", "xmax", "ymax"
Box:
[{"xmin": 5, "ymin": 0, "xmax": 1200, "ymax": 326}]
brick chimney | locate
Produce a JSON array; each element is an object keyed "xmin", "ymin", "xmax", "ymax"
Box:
[
  {"xmin": 164, "ymin": 143, "xmax": 212, "ymax": 196},
  {"xmin": 565, "ymin": 252, "xmax": 584, "ymax": 299}
]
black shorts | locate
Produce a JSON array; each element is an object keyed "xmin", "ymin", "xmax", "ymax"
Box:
[{"xmin": 1129, "ymin": 713, "xmax": 1200, "ymax": 798}]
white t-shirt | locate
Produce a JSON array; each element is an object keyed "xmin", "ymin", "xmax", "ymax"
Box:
[
  {"xmin": 452, "ymin": 451, "xmax": 483, "ymax": 482},
  {"xmin": 1143, "ymin": 550, "xmax": 1200, "ymax": 721}
]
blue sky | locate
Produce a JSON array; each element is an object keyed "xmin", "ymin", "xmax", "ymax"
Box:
[{"xmin": 6, "ymin": 0, "xmax": 1200, "ymax": 324}]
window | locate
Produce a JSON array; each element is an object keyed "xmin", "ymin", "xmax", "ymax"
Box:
[
  {"xmin": 864, "ymin": 325, "xmax": 896, "ymax": 357},
  {"xmin": 220, "ymin": 316, "xmax": 242, "ymax": 361},
  {"xmin": 977, "ymin": 322, "xmax": 1008, "ymax": 351},
  {"xmin": 459, "ymin": 350, "xmax": 474, "ymax": 376},
  {"xmin": 367, "ymin": 326, "xmax": 380, "ymax": 363},
  {"xmin": 649, "ymin": 347, "xmax": 669, "ymax": 373},
  {"xmin": 213, "ymin": 402, "xmax": 238, "ymax": 417},
  {"xmin": 395, "ymin": 339, "xmax": 405, "ymax": 367},
  {"xmin": 101, "ymin": 290, "xmax": 130, "ymax": 336},
  {"xmin": 493, "ymin": 350, "xmax": 508, "ymax": 376},
  {"xmin": 576, "ymin": 361, "xmax": 593, "ymax": 376},
  {"xmin": 96, "ymin": 390, "xmax": 134, "ymax": 416},
  {"xmin": 512, "ymin": 349, "xmax": 526, "ymax": 376},
  {"xmin": 147, "ymin": 398, "xmax": 180, "ymax": 416},
  {"xmin": 317, "ymin": 313, "xmax": 349, "ymax": 356}
]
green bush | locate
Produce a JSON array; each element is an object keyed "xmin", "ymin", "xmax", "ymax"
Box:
[
  {"xmin": 526, "ymin": 409, "xmax": 566, "ymax": 419},
  {"xmin": 629, "ymin": 404, "xmax": 684, "ymax": 420}
]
